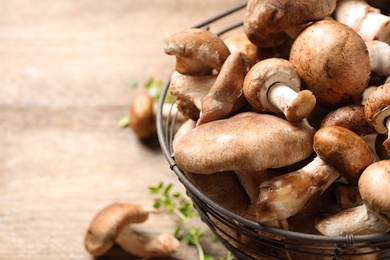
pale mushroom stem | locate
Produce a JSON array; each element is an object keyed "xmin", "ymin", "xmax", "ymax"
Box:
[
  {"xmin": 383, "ymin": 117, "xmax": 390, "ymax": 154},
  {"xmin": 365, "ymin": 41, "xmax": 390, "ymax": 76},
  {"xmin": 267, "ymin": 83, "xmax": 316, "ymax": 121},
  {"xmin": 315, "ymin": 204, "xmax": 390, "ymax": 236},
  {"xmin": 116, "ymin": 226, "xmax": 180, "ymax": 257},
  {"xmin": 335, "ymin": 0, "xmax": 390, "ymax": 44}
]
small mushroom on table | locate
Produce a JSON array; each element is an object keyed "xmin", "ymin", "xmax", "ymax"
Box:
[
  {"xmin": 243, "ymin": 57, "xmax": 316, "ymax": 121},
  {"xmin": 84, "ymin": 203, "xmax": 180, "ymax": 257},
  {"xmin": 129, "ymin": 92, "xmax": 185, "ymax": 139},
  {"xmin": 289, "ymin": 19, "xmax": 371, "ymax": 108},
  {"xmin": 256, "ymin": 125, "xmax": 373, "ymax": 223},
  {"xmin": 315, "ymin": 160, "xmax": 390, "ymax": 236}
]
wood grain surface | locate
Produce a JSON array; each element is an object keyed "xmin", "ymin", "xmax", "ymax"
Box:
[{"xmin": 0, "ymin": 1, "xmax": 246, "ymax": 259}]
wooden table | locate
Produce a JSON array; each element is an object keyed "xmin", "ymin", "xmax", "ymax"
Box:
[{"xmin": 0, "ymin": 1, "xmax": 246, "ymax": 259}]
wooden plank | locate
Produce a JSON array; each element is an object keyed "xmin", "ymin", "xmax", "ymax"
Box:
[{"xmin": 0, "ymin": 0, "xmax": 246, "ymax": 259}]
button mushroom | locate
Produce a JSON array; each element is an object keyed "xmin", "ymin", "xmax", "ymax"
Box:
[
  {"xmin": 243, "ymin": 57, "xmax": 316, "ymax": 121},
  {"xmin": 84, "ymin": 203, "xmax": 180, "ymax": 257},
  {"xmin": 364, "ymin": 83, "xmax": 390, "ymax": 156},
  {"xmin": 334, "ymin": 0, "xmax": 390, "ymax": 44},
  {"xmin": 243, "ymin": 0, "xmax": 337, "ymax": 48},
  {"xmin": 256, "ymin": 125, "xmax": 373, "ymax": 222},
  {"xmin": 315, "ymin": 160, "xmax": 390, "ymax": 236},
  {"xmin": 129, "ymin": 92, "xmax": 185, "ymax": 139},
  {"xmin": 289, "ymin": 19, "xmax": 371, "ymax": 108},
  {"xmin": 173, "ymin": 112, "xmax": 315, "ymax": 175},
  {"xmin": 164, "ymin": 28, "xmax": 230, "ymax": 76},
  {"xmin": 197, "ymin": 51, "xmax": 251, "ymax": 126}
]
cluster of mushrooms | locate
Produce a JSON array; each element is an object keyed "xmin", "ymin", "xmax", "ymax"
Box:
[{"xmin": 161, "ymin": 0, "xmax": 390, "ymax": 258}]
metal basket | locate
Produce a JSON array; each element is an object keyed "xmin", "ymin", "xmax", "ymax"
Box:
[{"xmin": 156, "ymin": 3, "xmax": 390, "ymax": 259}]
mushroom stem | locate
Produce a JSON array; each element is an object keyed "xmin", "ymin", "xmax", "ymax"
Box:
[
  {"xmin": 315, "ymin": 204, "xmax": 390, "ymax": 236},
  {"xmin": 334, "ymin": 0, "xmax": 390, "ymax": 44},
  {"xmin": 267, "ymin": 83, "xmax": 316, "ymax": 121},
  {"xmin": 116, "ymin": 227, "xmax": 180, "ymax": 258},
  {"xmin": 256, "ymin": 156, "xmax": 340, "ymax": 222},
  {"xmin": 365, "ymin": 40, "xmax": 390, "ymax": 76},
  {"xmin": 157, "ymin": 102, "xmax": 186, "ymax": 123}
]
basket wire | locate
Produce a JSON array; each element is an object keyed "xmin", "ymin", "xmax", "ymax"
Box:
[{"xmin": 156, "ymin": 2, "xmax": 390, "ymax": 259}]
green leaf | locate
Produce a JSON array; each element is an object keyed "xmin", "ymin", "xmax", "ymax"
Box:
[
  {"xmin": 118, "ymin": 117, "xmax": 130, "ymax": 128},
  {"xmin": 129, "ymin": 78, "xmax": 138, "ymax": 88}
]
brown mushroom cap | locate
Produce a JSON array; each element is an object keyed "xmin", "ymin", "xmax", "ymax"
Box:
[
  {"xmin": 359, "ymin": 160, "xmax": 390, "ymax": 226},
  {"xmin": 243, "ymin": 0, "xmax": 337, "ymax": 47},
  {"xmin": 289, "ymin": 19, "xmax": 371, "ymax": 108},
  {"xmin": 364, "ymin": 83, "xmax": 390, "ymax": 134},
  {"xmin": 223, "ymin": 32, "xmax": 260, "ymax": 65},
  {"xmin": 314, "ymin": 125, "xmax": 373, "ymax": 185},
  {"xmin": 320, "ymin": 104, "xmax": 375, "ymax": 135},
  {"xmin": 164, "ymin": 28, "xmax": 230, "ymax": 76},
  {"xmin": 174, "ymin": 112, "xmax": 314, "ymax": 174},
  {"xmin": 197, "ymin": 51, "xmax": 251, "ymax": 126},
  {"xmin": 84, "ymin": 203, "xmax": 152, "ymax": 256},
  {"xmin": 129, "ymin": 93, "xmax": 155, "ymax": 139}
]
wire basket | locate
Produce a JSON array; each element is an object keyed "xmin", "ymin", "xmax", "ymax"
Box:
[{"xmin": 156, "ymin": 3, "xmax": 390, "ymax": 259}]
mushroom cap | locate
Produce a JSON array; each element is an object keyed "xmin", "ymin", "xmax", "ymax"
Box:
[
  {"xmin": 243, "ymin": 57, "xmax": 301, "ymax": 113},
  {"xmin": 129, "ymin": 92, "xmax": 155, "ymax": 139},
  {"xmin": 364, "ymin": 83, "xmax": 390, "ymax": 134},
  {"xmin": 84, "ymin": 203, "xmax": 152, "ymax": 256},
  {"xmin": 223, "ymin": 32, "xmax": 260, "ymax": 65},
  {"xmin": 197, "ymin": 51, "xmax": 251, "ymax": 126},
  {"xmin": 320, "ymin": 104, "xmax": 375, "ymax": 135},
  {"xmin": 164, "ymin": 28, "xmax": 230, "ymax": 76},
  {"xmin": 244, "ymin": 0, "xmax": 337, "ymax": 47},
  {"xmin": 168, "ymin": 71, "xmax": 216, "ymax": 121},
  {"xmin": 313, "ymin": 125, "xmax": 373, "ymax": 185},
  {"xmin": 289, "ymin": 19, "xmax": 371, "ymax": 108},
  {"xmin": 174, "ymin": 112, "xmax": 315, "ymax": 174},
  {"xmin": 359, "ymin": 160, "xmax": 390, "ymax": 226}
]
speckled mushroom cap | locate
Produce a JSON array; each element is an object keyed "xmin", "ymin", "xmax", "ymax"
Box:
[
  {"xmin": 359, "ymin": 160, "xmax": 390, "ymax": 226},
  {"xmin": 289, "ymin": 19, "xmax": 371, "ymax": 108},
  {"xmin": 174, "ymin": 112, "xmax": 315, "ymax": 174},
  {"xmin": 364, "ymin": 83, "xmax": 390, "ymax": 134},
  {"xmin": 314, "ymin": 125, "xmax": 373, "ymax": 185},
  {"xmin": 243, "ymin": 0, "xmax": 337, "ymax": 47},
  {"xmin": 164, "ymin": 28, "xmax": 230, "ymax": 76},
  {"xmin": 320, "ymin": 104, "xmax": 375, "ymax": 135}
]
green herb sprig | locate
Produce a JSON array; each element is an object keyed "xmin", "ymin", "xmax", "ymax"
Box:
[{"xmin": 149, "ymin": 181, "xmax": 234, "ymax": 260}]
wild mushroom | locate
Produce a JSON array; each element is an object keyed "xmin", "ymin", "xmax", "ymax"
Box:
[
  {"xmin": 256, "ymin": 125, "xmax": 373, "ymax": 222},
  {"xmin": 365, "ymin": 40, "xmax": 390, "ymax": 76},
  {"xmin": 168, "ymin": 71, "xmax": 216, "ymax": 121},
  {"xmin": 84, "ymin": 202, "xmax": 180, "ymax": 257},
  {"xmin": 243, "ymin": 0, "xmax": 337, "ymax": 48},
  {"xmin": 320, "ymin": 104, "xmax": 379, "ymax": 161},
  {"xmin": 129, "ymin": 92, "xmax": 185, "ymax": 139},
  {"xmin": 364, "ymin": 83, "xmax": 390, "ymax": 156},
  {"xmin": 197, "ymin": 51, "xmax": 251, "ymax": 126},
  {"xmin": 243, "ymin": 58, "xmax": 316, "ymax": 121},
  {"xmin": 315, "ymin": 160, "xmax": 390, "ymax": 236},
  {"xmin": 289, "ymin": 19, "xmax": 371, "ymax": 108},
  {"xmin": 164, "ymin": 28, "xmax": 230, "ymax": 76},
  {"xmin": 173, "ymin": 112, "xmax": 315, "ymax": 174},
  {"xmin": 334, "ymin": 0, "xmax": 390, "ymax": 44}
]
